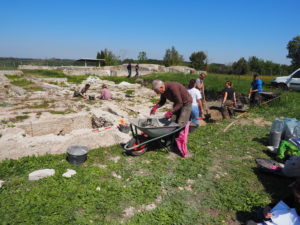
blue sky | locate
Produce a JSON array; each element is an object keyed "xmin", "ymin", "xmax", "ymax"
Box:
[{"xmin": 0, "ymin": 0, "xmax": 299, "ymax": 64}]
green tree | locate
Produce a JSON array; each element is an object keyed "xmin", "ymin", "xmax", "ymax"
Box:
[
  {"xmin": 189, "ymin": 51, "xmax": 207, "ymax": 70},
  {"xmin": 287, "ymin": 36, "xmax": 300, "ymax": 69},
  {"xmin": 232, "ymin": 57, "xmax": 248, "ymax": 75},
  {"xmin": 163, "ymin": 46, "xmax": 183, "ymax": 67},
  {"xmin": 96, "ymin": 49, "xmax": 120, "ymax": 66},
  {"xmin": 137, "ymin": 51, "xmax": 147, "ymax": 63},
  {"xmin": 248, "ymin": 56, "xmax": 263, "ymax": 74}
]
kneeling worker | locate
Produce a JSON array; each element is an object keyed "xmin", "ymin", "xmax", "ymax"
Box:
[
  {"xmin": 73, "ymin": 83, "xmax": 90, "ymax": 99},
  {"xmin": 150, "ymin": 80, "xmax": 192, "ymax": 126}
]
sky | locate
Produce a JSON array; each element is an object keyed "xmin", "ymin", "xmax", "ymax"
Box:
[{"xmin": 0, "ymin": 0, "xmax": 299, "ymax": 65}]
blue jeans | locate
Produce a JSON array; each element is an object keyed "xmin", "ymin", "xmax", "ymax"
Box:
[{"xmin": 190, "ymin": 105, "xmax": 200, "ymax": 124}]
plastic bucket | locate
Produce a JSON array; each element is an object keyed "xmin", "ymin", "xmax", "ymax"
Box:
[{"xmin": 67, "ymin": 146, "xmax": 88, "ymax": 165}]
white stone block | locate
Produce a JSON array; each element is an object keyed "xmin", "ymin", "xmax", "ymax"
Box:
[
  {"xmin": 28, "ymin": 169, "xmax": 55, "ymax": 181},
  {"xmin": 62, "ymin": 169, "xmax": 77, "ymax": 178}
]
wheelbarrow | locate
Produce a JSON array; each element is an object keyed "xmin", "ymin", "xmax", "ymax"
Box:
[{"xmin": 123, "ymin": 117, "xmax": 185, "ymax": 156}]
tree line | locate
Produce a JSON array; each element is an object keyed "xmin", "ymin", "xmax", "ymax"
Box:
[{"xmin": 1, "ymin": 36, "xmax": 299, "ymax": 76}]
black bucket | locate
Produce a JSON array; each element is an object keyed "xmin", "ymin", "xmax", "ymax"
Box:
[{"xmin": 67, "ymin": 146, "xmax": 88, "ymax": 165}]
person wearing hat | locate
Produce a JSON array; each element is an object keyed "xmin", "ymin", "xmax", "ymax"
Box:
[{"xmin": 150, "ymin": 80, "xmax": 192, "ymax": 126}]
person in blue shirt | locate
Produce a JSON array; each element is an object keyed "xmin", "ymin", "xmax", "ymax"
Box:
[{"xmin": 250, "ymin": 74, "xmax": 263, "ymax": 106}]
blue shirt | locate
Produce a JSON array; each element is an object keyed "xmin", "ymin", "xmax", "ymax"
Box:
[{"xmin": 251, "ymin": 79, "xmax": 263, "ymax": 92}]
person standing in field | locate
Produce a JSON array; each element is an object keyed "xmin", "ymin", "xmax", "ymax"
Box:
[
  {"xmin": 127, "ymin": 62, "xmax": 132, "ymax": 78},
  {"xmin": 135, "ymin": 63, "xmax": 139, "ymax": 77},
  {"xmin": 196, "ymin": 72, "xmax": 206, "ymax": 102},
  {"xmin": 221, "ymin": 80, "xmax": 236, "ymax": 119},
  {"xmin": 150, "ymin": 80, "xmax": 192, "ymax": 126},
  {"xmin": 250, "ymin": 74, "xmax": 263, "ymax": 106},
  {"xmin": 188, "ymin": 79, "xmax": 203, "ymax": 125}
]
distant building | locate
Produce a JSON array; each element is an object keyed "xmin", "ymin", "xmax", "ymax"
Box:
[{"xmin": 76, "ymin": 58, "xmax": 105, "ymax": 67}]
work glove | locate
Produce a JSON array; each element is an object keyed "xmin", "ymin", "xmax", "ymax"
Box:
[
  {"xmin": 150, "ymin": 105, "xmax": 159, "ymax": 115},
  {"xmin": 164, "ymin": 111, "xmax": 173, "ymax": 119}
]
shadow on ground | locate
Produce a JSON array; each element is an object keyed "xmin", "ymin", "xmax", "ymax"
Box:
[{"xmin": 236, "ymin": 167, "xmax": 294, "ymax": 224}]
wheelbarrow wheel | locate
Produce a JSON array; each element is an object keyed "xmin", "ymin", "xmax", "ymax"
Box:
[{"xmin": 126, "ymin": 135, "xmax": 148, "ymax": 156}]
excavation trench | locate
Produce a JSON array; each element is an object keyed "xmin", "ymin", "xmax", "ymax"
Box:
[{"xmin": 18, "ymin": 113, "xmax": 113, "ymax": 137}]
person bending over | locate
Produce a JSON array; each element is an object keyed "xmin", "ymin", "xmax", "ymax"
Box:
[
  {"xmin": 150, "ymin": 80, "xmax": 192, "ymax": 126},
  {"xmin": 73, "ymin": 83, "xmax": 90, "ymax": 99}
]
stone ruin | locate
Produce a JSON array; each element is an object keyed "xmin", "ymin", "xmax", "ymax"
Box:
[{"xmin": 0, "ymin": 71, "xmax": 247, "ymax": 161}]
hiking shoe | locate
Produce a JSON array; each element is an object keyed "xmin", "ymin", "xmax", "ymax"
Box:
[{"xmin": 267, "ymin": 146, "xmax": 278, "ymax": 154}]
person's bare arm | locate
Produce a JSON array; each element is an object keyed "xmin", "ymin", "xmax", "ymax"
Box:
[
  {"xmin": 197, "ymin": 98, "xmax": 203, "ymax": 116},
  {"xmin": 222, "ymin": 92, "xmax": 228, "ymax": 104},
  {"xmin": 263, "ymin": 206, "xmax": 273, "ymax": 219},
  {"xmin": 233, "ymin": 92, "xmax": 237, "ymax": 106}
]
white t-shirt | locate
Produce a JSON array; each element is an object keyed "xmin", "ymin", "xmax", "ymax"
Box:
[{"xmin": 188, "ymin": 88, "xmax": 202, "ymax": 106}]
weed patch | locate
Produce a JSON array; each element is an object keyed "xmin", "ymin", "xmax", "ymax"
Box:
[
  {"xmin": 5, "ymin": 74, "xmax": 23, "ymax": 79},
  {"xmin": 10, "ymin": 79, "xmax": 33, "ymax": 86}
]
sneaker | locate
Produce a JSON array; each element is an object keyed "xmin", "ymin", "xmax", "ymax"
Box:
[{"xmin": 267, "ymin": 146, "xmax": 278, "ymax": 154}]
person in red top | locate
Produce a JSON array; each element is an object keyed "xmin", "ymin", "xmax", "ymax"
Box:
[{"xmin": 150, "ymin": 80, "xmax": 192, "ymax": 126}]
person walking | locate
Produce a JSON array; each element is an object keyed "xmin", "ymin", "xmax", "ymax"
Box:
[
  {"xmin": 150, "ymin": 80, "xmax": 192, "ymax": 126},
  {"xmin": 221, "ymin": 80, "xmax": 236, "ymax": 119},
  {"xmin": 188, "ymin": 79, "xmax": 203, "ymax": 125},
  {"xmin": 127, "ymin": 62, "xmax": 132, "ymax": 78}
]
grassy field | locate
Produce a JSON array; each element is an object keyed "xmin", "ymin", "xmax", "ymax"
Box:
[{"xmin": 0, "ymin": 72, "xmax": 299, "ymax": 224}]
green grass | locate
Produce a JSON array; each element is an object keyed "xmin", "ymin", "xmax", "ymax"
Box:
[
  {"xmin": 0, "ymin": 72, "xmax": 299, "ymax": 224},
  {"xmin": 125, "ymin": 89, "xmax": 135, "ymax": 95},
  {"xmin": 101, "ymin": 72, "xmax": 276, "ymax": 94},
  {"xmin": 5, "ymin": 74, "xmax": 23, "ymax": 79},
  {"xmin": 22, "ymin": 70, "xmax": 95, "ymax": 84},
  {"xmin": 10, "ymin": 79, "xmax": 33, "ymax": 86},
  {"xmin": 28, "ymin": 100, "xmax": 53, "ymax": 109},
  {"xmin": 1, "ymin": 115, "xmax": 29, "ymax": 124},
  {"xmin": 22, "ymin": 69, "xmax": 66, "ymax": 78}
]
